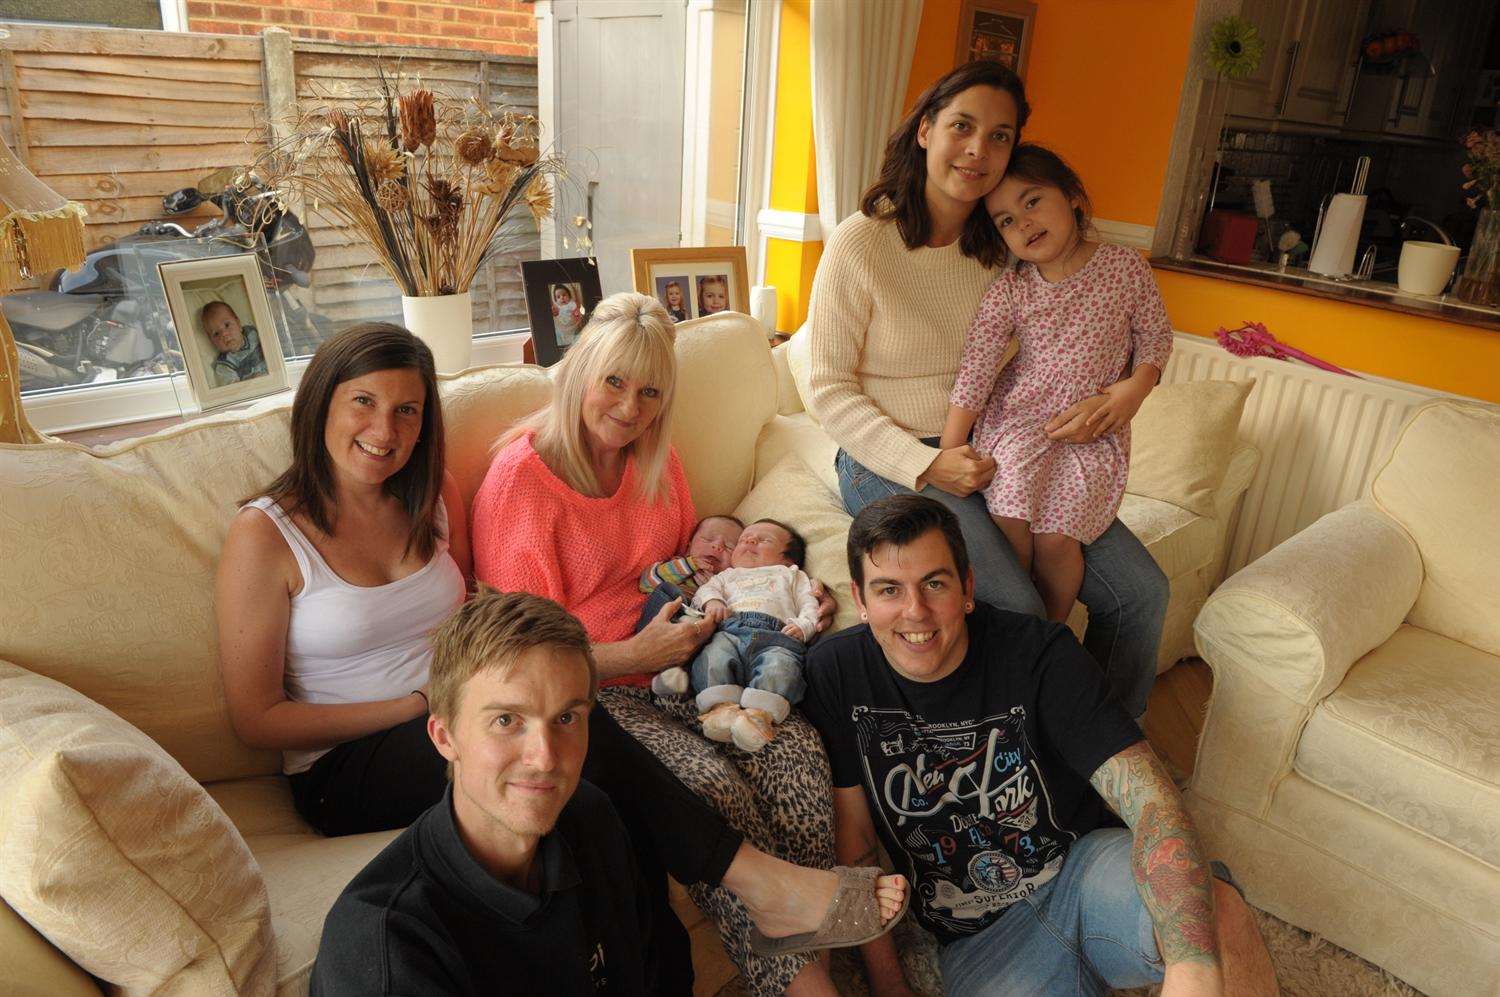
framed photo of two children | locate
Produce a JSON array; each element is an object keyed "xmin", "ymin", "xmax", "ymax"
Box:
[{"xmin": 630, "ymin": 246, "xmax": 749, "ymax": 324}]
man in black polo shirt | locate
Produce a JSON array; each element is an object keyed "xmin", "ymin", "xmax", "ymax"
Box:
[
  {"xmin": 311, "ymin": 588, "xmax": 648, "ymax": 996},
  {"xmin": 802, "ymin": 495, "xmax": 1276, "ymax": 996}
]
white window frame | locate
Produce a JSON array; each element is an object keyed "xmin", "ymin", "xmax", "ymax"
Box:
[
  {"xmin": 21, "ymin": 330, "xmax": 531, "ymax": 436},
  {"xmin": 159, "ymin": 0, "xmax": 189, "ymax": 32}
]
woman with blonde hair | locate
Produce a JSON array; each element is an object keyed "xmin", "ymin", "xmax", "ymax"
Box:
[{"xmin": 472, "ymin": 292, "xmax": 902, "ymax": 997}]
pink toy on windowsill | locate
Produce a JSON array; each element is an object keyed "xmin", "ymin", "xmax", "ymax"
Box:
[{"xmin": 1215, "ymin": 321, "xmax": 1360, "ymax": 377}]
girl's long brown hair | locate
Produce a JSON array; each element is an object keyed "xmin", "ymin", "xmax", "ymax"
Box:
[
  {"xmin": 860, "ymin": 61, "xmax": 1031, "ymax": 269},
  {"xmin": 257, "ymin": 322, "xmax": 445, "ymax": 559}
]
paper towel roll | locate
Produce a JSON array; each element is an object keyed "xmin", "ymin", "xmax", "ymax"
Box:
[
  {"xmin": 1308, "ymin": 193, "xmax": 1366, "ymax": 277},
  {"xmin": 750, "ymin": 285, "xmax": 777, "ymax": 335}
]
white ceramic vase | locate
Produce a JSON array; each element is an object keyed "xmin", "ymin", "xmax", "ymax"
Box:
[{"xmin": 401, "ymin": 292, "xmax": 473, "ymax": 374}]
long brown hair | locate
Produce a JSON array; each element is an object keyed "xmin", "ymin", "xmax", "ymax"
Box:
[
  {"xmin": 257, "ymin": 322, "xmax": 445, "ymax": 559},
  {"xmin": 859, "ymin": 61, "xmax": 1031, "ymax": 268}
]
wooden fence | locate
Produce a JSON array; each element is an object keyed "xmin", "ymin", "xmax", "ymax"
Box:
[{"xmin": 0, "ymin": 22, "xmax": 539, "ymax": 340}]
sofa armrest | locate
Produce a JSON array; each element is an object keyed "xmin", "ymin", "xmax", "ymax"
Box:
[
  {"xmin": 1189, "ymin": 500, "xmax": 1421, "ymax": 816},
  {"xmin": 769, "ymin": 338, "xmax": 804, "ymax": 417},
  {"xmin": 0, "ymin": 898, "xmax": 100, "ymax": 996}
]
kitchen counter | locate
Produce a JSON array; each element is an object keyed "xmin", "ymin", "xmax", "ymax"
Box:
[{"xmin": 1149, "ymin": 256, "xmax": 1500, "ymax": 333}]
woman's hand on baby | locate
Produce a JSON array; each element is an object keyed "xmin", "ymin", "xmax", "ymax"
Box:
[
  {"xmin": 634, "ymin": 598, "xmax": 713, "ymax": 670},
  {"xmin": 1045, "ymin": 395, "xmax": 1111, "ymax": 443},
  {"xmin": 921, "ymin": 445, "xmax": 997, "ymax": 498},
  {"xmin": 1083, "ymin": 372, "xmax": 1154, "ymax": 438}
]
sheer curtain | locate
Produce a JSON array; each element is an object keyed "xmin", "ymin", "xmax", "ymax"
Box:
[{"xmin": 810, "ymin": 0, "xmax": 924, "ymax": 238}]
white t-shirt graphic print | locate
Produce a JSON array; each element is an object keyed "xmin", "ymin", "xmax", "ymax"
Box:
[{"xmin": 852, "ymin": 703, "xmax": 1073, "ymax": 935}]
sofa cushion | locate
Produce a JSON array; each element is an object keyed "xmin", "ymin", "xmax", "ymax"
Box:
[
  {"xmin": 770, "ymin": 335, "xmax": 804, "ymax": 417},
  {"xmin": 0, "ymin": 898, "xmax": 99, "ymax": 997},
  {"xmin": 0, "ymin": 412, "xmax": 291, "ymax": 783},
  {"xmin": 204, "ymin": 775, "xmax": 399, "ymax": 996},
  {"xmin": 1371, "ymin": 400, "xmax": 1500, "ymax": 657},
  {"xmin": 437, "ymin": 364, "xmax": 554, "ymax": 509},
  {"xmin": 1295, "ymin": 625, "xmax": 1500, "ymax": 868},
  {"xmin": 671, "ymin": 313, "xmax": 782, "ymax": 516},
  {"xmin": 1126, "ymin": 378, "xmax": 1254, "ymax": 518},
  {"xmin": 783, "ymin": 326, "xmax": 817, "ymax": 422},
  {"xmin": 755, "ymin": 412, "xmax": 839, "ymax": 493},
  {"xmin": 734, "ymin": 455, "xmax": 861, "ymax": 633},
  {"xmin": 252, "ymin": 831, "xmax": 399, "ymax": 995},
  {"xmin": 1116, "ymin": 491, "xmax": 1218, "ymax": 580},
  {"xmin": 0, "ymin": 661, "xmax": 276, "ymax": 996}
]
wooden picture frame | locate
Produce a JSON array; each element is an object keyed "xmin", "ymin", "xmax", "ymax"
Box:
[
  {"xmin": 159, "ymin": 252, "xmax": 289, "ymax": 414},
  {"xmin": 955, "ymin": 0, "xmax": 1037, "ymax": 78},
  {"xmin": 630, "ymin": 246, "xmax": 750, "ymax": 321},
  {"xmin": 521, "ymin": 257, "xmax": 604, "ymax": 367}
]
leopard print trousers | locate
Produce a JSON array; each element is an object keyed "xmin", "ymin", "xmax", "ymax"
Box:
[{"xmin": 600, "ymin": 686, "xmax": 836, "ymax": 996}]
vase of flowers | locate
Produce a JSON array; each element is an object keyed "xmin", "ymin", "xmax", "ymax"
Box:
[
  {"xmin": 258, "ymin": 76, "xmax": 566, "ymax": 372},
  {"xmin": 1456, "ymin": 130, "xmax": 1500, "ymax": 306}
]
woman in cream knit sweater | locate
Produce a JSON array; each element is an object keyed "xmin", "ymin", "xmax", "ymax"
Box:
[{"xmin": 806, "ymin": 61, "xmax": 1168, "ymax": 718}]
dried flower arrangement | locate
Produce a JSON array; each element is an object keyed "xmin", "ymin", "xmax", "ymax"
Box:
[{"xmin": 255, "ymin": 72, "xmax": 568, "ymax": 298}]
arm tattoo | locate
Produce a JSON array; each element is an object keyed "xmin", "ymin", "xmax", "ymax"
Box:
[{"xmin": 1090, "ymin": 742, "xmax": 1219, "ymax": 969}]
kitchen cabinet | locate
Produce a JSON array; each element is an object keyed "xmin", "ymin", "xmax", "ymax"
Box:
[
  {"xmin": 1279, "ymin": 0, "xmax": 1372, "ymax": 125},
  {"xmin": 1345, "ymin": 0, "xmax": 1494, "ymax": 138},
  {"xmin": 1226, "ymin": 0, "xmax": 1489, "ymax": 137},
  {"xmin": 1224, "ymin": 0, "xmax": 1304, "ymax": 119},
  {"xmin": 1226, "ymin": 0, "xmax": 1370, "ymax": 126}
]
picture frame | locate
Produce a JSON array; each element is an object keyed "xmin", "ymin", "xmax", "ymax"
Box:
[
  {"xmin": 630, "ymin": 246, "xmax": 749, "ymax": 321},
  {"xmin": 159, "ymin": 252, "xmax": 289, "ymax": 414},
  {"xmin": 955, "ymin": 0, "xmax": 1037, "ymax": 78},
  {"xmin": 521, "ymin": 257, "xmax": 604, "ymax": 367}
]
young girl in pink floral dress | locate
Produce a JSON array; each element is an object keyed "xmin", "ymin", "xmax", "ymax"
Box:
[{"xmin": 940, "ymin": 144, "xmax": 1172, "ymax": 622}]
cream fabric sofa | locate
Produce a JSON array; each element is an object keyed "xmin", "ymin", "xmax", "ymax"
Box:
[
  {"xmin": 1188, "ymin": 400, "xmax": 1500, "ymax": 997},
  {"xmin": 0, "ymin": 313, "xmax": 1256, "ymax": 994},
  {"xmin": 768, "ymin": 327, "xmax": 1260, "ymax": 672}
]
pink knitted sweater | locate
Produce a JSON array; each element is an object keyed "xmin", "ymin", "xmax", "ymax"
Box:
[{"xmin": 471, "ymin": 433, "xmax": 697, "ymax": 687}]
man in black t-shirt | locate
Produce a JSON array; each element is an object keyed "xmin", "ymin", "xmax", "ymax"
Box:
[
  {"xmin": 311, "ymin": 589, "xmax": 648, "ymax": 996},
  {"xmin": 802, "ymin": 495, "xmax": 1275, "ymax": 997}
]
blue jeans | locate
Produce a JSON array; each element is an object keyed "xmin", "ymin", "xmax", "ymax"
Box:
[
  {"xmin": 691, "ymin": 612, "xmax": 807, "ymax": 713},
  {"xmin": 940, "ymin": 829, "xmax": 1204, "ymax": 995},
  {"xmin": 835, "ymin": 447, "xmax": 1168, "ymax": 718},
  {"xmin": 636, "ymin": 581, "xmax": 690, "ymax": 632}
]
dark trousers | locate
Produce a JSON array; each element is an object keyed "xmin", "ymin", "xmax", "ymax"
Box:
[{"xmin": 290, "ymin": 705, "xmax": 744, "ymax": 996}]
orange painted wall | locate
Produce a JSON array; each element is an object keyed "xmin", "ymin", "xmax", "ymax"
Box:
[
  {"xmin": 765, "ymin": 0, "xmax": 821, "ymax": 332},
  {"xmin": 904, "ymin": 0, "xmax": 1195, "ymax": 227},
  {"xmin": 897, "ymin": 0, "xmax": 1497, "ymax": 401},
  {"xmin": 1160, "ymin": 272, "xmax": 1500, "ymax": 402}
]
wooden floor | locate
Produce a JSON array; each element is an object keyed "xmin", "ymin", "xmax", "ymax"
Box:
[{"xmin": 674, "ymin": 658, "xmax": 1215, "ymax": 996}]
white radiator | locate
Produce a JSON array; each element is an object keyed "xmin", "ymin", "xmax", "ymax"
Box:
[{"xmin": 1162, "ymin": 333, "xmax": 1467, "ymax": 577}]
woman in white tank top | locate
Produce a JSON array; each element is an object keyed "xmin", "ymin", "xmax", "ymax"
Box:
[{"xmin": 216, "ymin": 323, "xmax": 469, "ymax": 835}]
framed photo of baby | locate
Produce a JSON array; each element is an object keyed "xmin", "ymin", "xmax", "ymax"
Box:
[
  {"xmin": 956, "ymin": 0, "xmax": 1035, "ymax": 78},
  {"xmin": 522, "ymin": 257, "xmax": 603, "ymax": 367},
  {"xmin": 159, "ymin": 252, "xmax": 289, "ymax": 414},
  {"xmin": 630, "ymin": 246, "xmax": 748, "ymax": 321}
]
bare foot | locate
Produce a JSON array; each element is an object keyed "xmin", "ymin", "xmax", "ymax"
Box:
[{"xmin": 722, "ymin": 846, "xmax": 908, "ymax": 938}]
